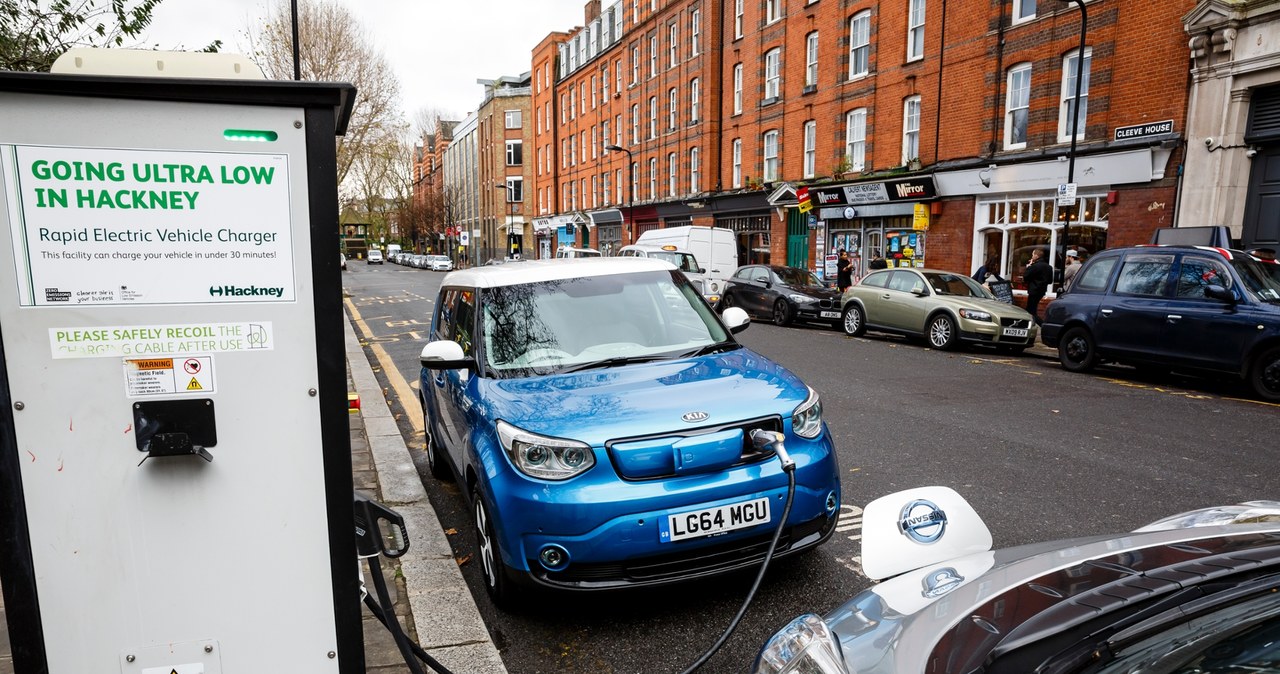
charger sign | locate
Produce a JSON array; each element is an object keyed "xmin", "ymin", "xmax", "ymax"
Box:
[{"xmin": 4, "ymin": 144, "xmax": 294, "ymax": 306}]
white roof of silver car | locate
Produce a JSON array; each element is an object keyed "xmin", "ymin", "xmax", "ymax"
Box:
[{"xmin": 440, "ymin": 257, "xmax": 675, "ymax": 289}]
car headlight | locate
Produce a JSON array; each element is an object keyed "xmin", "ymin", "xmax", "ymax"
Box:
[
  {"xmin": 709, "ymin": 280, "xmax": 721, "ymax": 293},
  {"xmin": 788, "ymin": 293, "xmax": 816, "ymax": 304},
  {"xmin": 754, "ymin": 614, "xmax": 849, "ymax": 674},
  {"xmin": 496, "ymin": 420, "xmax": 595, "ymax": 480},
  {"xmin": 958, "ymin": 308, "xmax": 993, "ymax": 322},
  {"xmin": 791, "ymin": 387, "xmax": 823, "ymax": 439},
  {"xmin": 1134, "ymin": 501, "xmax": 1280, "ymax": 532}
]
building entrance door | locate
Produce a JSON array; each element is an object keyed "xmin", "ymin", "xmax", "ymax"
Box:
[{"xmin": 1243, "ymin": 143, "xmax": 1280, "ymax": 247}]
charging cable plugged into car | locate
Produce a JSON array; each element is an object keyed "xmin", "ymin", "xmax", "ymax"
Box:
[{"xmin": 358, "ymin": 427, "xmax": 798, "ymax": 674}]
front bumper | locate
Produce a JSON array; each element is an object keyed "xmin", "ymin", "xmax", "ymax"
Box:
[
  {"xmin": 959, "ymin": 316, "xmax": 1038, "ymax": 347},
  {"xmin": 484, "ymin": 433, "xmax": 841, "ymax": 590}
]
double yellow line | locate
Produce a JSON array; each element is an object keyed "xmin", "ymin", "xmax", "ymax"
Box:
[{"xmin": 345, "ymin": 297, "xmax": 425, "ymax": 434}]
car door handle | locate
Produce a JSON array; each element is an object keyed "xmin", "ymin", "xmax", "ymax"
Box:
[
  {"xmin": 1100, "ymin": 309, "xmax": 1113, "ymax": 317},
  {"xmin": 881, "ymin": 294, "xmax": 891, "ymax": 299},
  {"xmin": 1167, "ymin": 314, "xmax": 1182, "ymax": 322}
]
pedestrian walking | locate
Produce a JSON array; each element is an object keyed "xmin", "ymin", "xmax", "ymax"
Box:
[
  {"xmin": 1062, "ymin": 249, "xmax": 1082, "ymax": 289},
  {"xmin": 1023, "ymin": 248, "xmax": 1052, "ymax": 325},
  {"xmin": 836, "ymin": 249, "xmax": 853, "ymax": 291}
]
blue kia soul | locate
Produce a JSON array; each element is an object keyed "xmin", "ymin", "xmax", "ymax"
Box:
[{"xmin": 418, "ymin": 257, "xmax": 840, "ymax": 604}]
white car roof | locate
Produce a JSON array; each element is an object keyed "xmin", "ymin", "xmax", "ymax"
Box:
[{"xmin": 440, "ymin": 257, "xmax": 675, "ymax": 289}]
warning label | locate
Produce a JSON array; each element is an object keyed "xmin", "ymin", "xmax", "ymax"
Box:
[{"xmin": 124, "ymin": 356, "xmax": 215, "ymax": 397}]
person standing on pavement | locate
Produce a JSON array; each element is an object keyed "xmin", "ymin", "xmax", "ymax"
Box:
[
  {"xmin": 1062, "ymin": 249, "xmax": 1082, "ymax": 289},
  {"xmin": 1023, "ymin": 248, "xmax": 1053, "ymax": 325},
  {"xmin": 836, "ymin": 249, "xmax": 853, "ymax": 291},
  {"xmin": 869, "ymin": 249, "xmax": 888, "ymax": 270}
]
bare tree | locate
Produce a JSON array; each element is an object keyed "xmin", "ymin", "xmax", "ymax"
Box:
[
  {"xmin": 245, "ymin": 0, "xmax": 403, "ymax": 191},
  {"xmin": 413, "ymin": 106, "xmax": 456, "ymax": 141}
]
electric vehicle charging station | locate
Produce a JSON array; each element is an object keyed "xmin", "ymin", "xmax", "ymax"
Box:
[{"xmin": 0, "ymin": 52, "xmax": 361, "ymax": 673}]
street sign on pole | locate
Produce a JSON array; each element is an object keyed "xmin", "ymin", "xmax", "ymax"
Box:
[{"xmin": 1057, "ymin": 182, "xmax": 1078, "ymax": 206}]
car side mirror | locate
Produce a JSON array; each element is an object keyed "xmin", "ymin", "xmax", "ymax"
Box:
[
  {"xmin": 419, "ymin": 340, "xmax": 475, "ymax": 370},
  {"xmin": 1204, "ymin": 284, "xmax": 1235, "ymax": 303},
  {"xmin": 721, "ymin": 306, "xmax": 751, "ymax": 334},
  {"xmin": 697, "ymin": 267, "xmax": 706, "ymax": 274},
  {"xmin": 912, "ymin": 287, "xmax": 928, "ymax": 297}
]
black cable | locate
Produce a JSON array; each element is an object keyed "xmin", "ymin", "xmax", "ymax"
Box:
[
  {"xmin": 679, "ymin": 466, "xmax": 798, "ymax": 674},
  {"xmin": 366, "ymin": 555, "xmax": 434, "ymax": 674},
  {"xmin": 362, "ymin": 593, "xmax": 458, "ymax": 674}
]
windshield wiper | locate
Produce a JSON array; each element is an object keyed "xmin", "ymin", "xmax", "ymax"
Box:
[
  {"xmin": 557, "ymin": 354, "xmax": 668, "ymax": 373},
  {"xmin": 677, "ymin": 342, "xmax": 739, "ymax": 359}
]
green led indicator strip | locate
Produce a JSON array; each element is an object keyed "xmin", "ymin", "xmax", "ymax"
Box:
[{"xmin": 223, "ymin": 129, "xmax": 279, "ymax": 142}]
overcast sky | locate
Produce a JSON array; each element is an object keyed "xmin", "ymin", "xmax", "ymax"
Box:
[{"xmin": 143, "ymin": 0, "xmax": 592, "ymax": 124}]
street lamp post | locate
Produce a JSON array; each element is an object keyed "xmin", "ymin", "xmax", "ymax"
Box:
[
  {"xmin": 1059, "ymin": 0, "xmax": 1087, "ymax": 283},
  {"xmin": 605, "ymin": 145, "xmax": 634, "ymax": 245}
]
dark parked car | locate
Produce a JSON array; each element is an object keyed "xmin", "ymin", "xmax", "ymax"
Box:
[
  {"xmin": 720, "ymin": 265, "xmax": 843, "ymax": 327},
  {"xmin": 1041, "ymin": 245, "xmax": 1280, "ymax": 400}
]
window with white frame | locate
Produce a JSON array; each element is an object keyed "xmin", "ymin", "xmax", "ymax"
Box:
[
  {"xmin": 803, "ymin": 121, "xmax": 816, "ymax": 178},
  {"xmin": 603, "ymin": 172, "xmax": 611, "ymax": 205},
  {"xmin": 669, "ymin": 23, "xmax": 678, "ymax": 67},
  {"xmin": 650, "ymin": 35, "xmax": 658, "ymax": 76},
  {"xmin": 590, "ymin": 127, "xmax": 597, "ymax": 159},
  {"xmin": 1013, "ymin": 0, "xmax": 1035, "ymax": 23},
  {"xmin": 615, "ymin": 114, "xmax": 623, "ymax": 146},
  {"xmin": 903, "ymin": 96, "xmax": 920, "ymax": 163},
  {"xmin": 849, "ymin": 12, "xmax": 870, "ymax": 78},
  {"xmin": 845, "ymin": 108, "xmax": 866, "ymax": 171},
  {"xmin": 570, "ymin": 134, "xmax": 577, "ymax": 165},
  {"xmin": 616, "ymin": 168, "xmax": 623, "ymax": 204},
  {"xmin": 570, "ymin": 181, "xmax": 577, "ymax": 210},
  {"xmin": 602, "ymin": 120, "xmax": 611, "ymax": 152},
  {"xmin": 732, "ymin": 138, "xmax": 742, "ymax": 187},
  {"xmin": 591, "ymin": 76, "xmax": 598, "ymax": 109},
  {"xmin": 805, "ymin": 32, "xmax": 819, "ymax": 87},
  {"xmin": 691, "ymin": 9, "xmax": 701, "ymax": 56},
  {"xmin": 630, "ymin": 163, "xmax": 638, "ymax": 203},
  {"xmin": 505, "ymin": 110, "xmax": 522, "ymax": 129},
  {"xmin": 592, "ymin": 175, "xmax": 598, "ymax": 208},
  {"xmin": 1005, "ymin": 63, "xmax": 1031, "ymax": 149},
  {"xmin": 764, "ymin": 49, "xmax": 781, "ymax": 100},
  {"xmin": 616, "ymin": 58, "xmax": 622, "ymax": 93},
  {"xmin": 649, "ymin": 96, "xmax": 658, "ymax": 138},
  {"xmin": 734, "ymin": 0, "xmax": 744, "ymax": 38},
  {"xmin": 631, "ymin": 104, "xmax": 640, "ymax": 143},
  {"xmin": 690, "ymin": 146, "xmax": 700, "ymax": 193},
  {"xmin": 668, "ymin": 87, "xmax": 678, "ymax": 129},
  {"xmin": 632, "ymin": 45, "xmax": 640, "ymax": 84},
  {"xmin": 649, "ymin": 157, "xmax": 657, "ymax": 199},
  {"xmin": 690, "ymin": 78, "xmax": 700, "ymax": 122},
  {"xmin": 668, "ymin": 152, "xmax": 677, "ymax": 196},
  {"xmin": 975, "ymin": 193, "xmax": 1109, "ymax": 286},
  {"xmin": 907, "ymin": 0, "xmax": 925, "ymax": 61},
  {"xmin": 733, "ymin": 63, "xmax": 743, "ymax": 114},
  {"xmin": 580, "ymin": 83, "xmax": 587, "ymax": 113},
  {"xmin": 766, "ymin": 0, "xmax": 781, "ymax": 24},
  {"xmin": 569, "ymin": 88, "xmax": 576, "ymax": 120},
  {"xmin": 547, "ymin": 144, "xmax": 553, "ymax": 173},
  {"xmin": 763, "ymin": 130, "xmax": 779, "ymax": 181},
  {"xmin": 505, "ymin": 140, "xmax": 523, "ymax": 166},
  {"xmin": 1059, "ymin": 47, "xmax": 1091, "ymax": 143}
]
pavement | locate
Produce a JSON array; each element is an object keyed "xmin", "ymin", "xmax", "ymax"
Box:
[{"xmin": 0, "ymin": 316, "xmax": 504, "ymax": 674}]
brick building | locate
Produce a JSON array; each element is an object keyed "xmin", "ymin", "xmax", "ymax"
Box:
[
  {"xmin": 476, "ymin": 74, "xmax": 533, "ymax": 261},
  {"xmin": 527, "ymin": 0, "xmax": 1196, "ymax": 306}
]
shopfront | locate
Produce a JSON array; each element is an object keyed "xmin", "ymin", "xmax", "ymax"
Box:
[
  {"xmin": 714, "ymin": 213, "xmax": 772, "ymax": 266},
  {"xmin": 813, "ymin": 176, "xmax": 937, "ymax": 279},
  {"xmin": 588, "ymin": 208, "xmax": 624, "ymax": 255},
  {"xmin": 504, "ymin": 217, "xmax": 526, "ymax": 259},
  {"xmin": 533, "ymin": 217, "xmax": 553, "ymax": 259}
]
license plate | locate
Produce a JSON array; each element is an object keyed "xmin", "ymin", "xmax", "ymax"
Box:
[
  {"xmin": 660, "ymin": 497, "xmax": 772, "ymax": 543},
  {"xmin": 1002, "ymin": 327, "xmax": 1029, "ymax": 338},
  {"xmin": 820, "ymin": 311, "xmax": 839, "ymax": 318}
]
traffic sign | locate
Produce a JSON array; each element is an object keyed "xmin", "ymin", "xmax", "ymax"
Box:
[{"xmin": 1056, "ymin": 182, "xmax": 1077, "ymax": 207}]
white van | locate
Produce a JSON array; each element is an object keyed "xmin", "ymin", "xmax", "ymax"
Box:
[
  {"xmin": 555, "ymin": 247, "xmax": 602, "ymax": 258},
  {"xmin": 634, "ymin": 226, "xmax": 736, "ymax": 299}
]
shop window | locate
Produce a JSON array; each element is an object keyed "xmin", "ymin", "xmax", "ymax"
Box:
[{"xmin": 976, "ymin": 194, "xmax": 1109, "ymax": 289}]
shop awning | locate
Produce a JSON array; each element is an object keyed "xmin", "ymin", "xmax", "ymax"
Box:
[{"xmin": 587, "ymin": 209, "xmax": 623, "ymax": 225}]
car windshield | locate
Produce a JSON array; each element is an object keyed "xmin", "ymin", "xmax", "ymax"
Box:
[
  {"xmin": 923, "ymin": 271, "xmax": 995, "ymax": 299},
  {"xmin": 1229, "ymin": 256, "xmax": 1280, "ymax": 302},
  {"xmin": 774, "ymin": 267, "xmax": 823, "ymax": 287},
  {"xmin": 648, "ymin": 250, "xmax": 701, "ymax": 273},
  {"xmin": 480, "ymin": 270, "xmax": 735, "ymax": 376}
]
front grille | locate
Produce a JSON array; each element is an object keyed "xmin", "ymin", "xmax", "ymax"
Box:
[
  {"xmin": 1000, "ymin": 317, "xmax": 1031, "ymax": 329},
  {"xmin": 606, "ymin": 416, "xmax": 784, "ymax": 481},
  {"xmin": 530, "ymin": 512, "xmax": 836, "ymax": 588},
  {"xmin": 818, "ymin": 298, "xmax": 837, "ymax": 309}
]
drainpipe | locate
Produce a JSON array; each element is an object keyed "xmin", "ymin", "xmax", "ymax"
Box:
[
  {"xmin": 989, "ymin": 0, "xmax": 1008, "ymax": 158},
  {"xmin": 932, "ymin": 0, "xmax": 948, "ymax": 164}
]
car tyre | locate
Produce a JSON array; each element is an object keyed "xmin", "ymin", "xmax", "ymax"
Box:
[
  {"xmin": 721, "ymin": 293, "xmax": 735, "ymax": 311},
  {"xmin": 1249, "ymin": 345, "xmax": 1280, "ymax": 402},
  {"xmin": 1058, "ymin": 326, "xmax": 1098, "ymax": 372},
  {"xmin": 424, "ymin": 427, "xmax": 452, "ymax": 480},
  {"xmin": 772, "ymin": 299, "xmax": 793, "ymax": 327},
  {"xmin": 473, "ymin": 486, "xmax": 517, "ymax": 607},
  {"xmin": 842, "ymin": 304, "xmax": 866, "ymax": 337},
  {"xmin": 927, "ymin": 313, "xmax": 958, "ymax": 350}
]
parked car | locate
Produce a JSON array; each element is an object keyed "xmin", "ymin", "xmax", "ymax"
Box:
[
  {"xmin": 1041, "ymin": 245, "xmax": 1280, "ymax": 401},
  {"xmin": 339, "ymin": 252, "xmax": 347, "ymax": 271},
  {"xmin": 753, "ymin": 486, "xmax": 1280, "ymax": 674},
  {"xmin": 409, "ymin": 254, "xmax": 428, "ymax": 269},
  {"xmin": 366, "ymin": 249, "xmax": 384, "ymax": 264},
  {"xmin": 428, "ymin": 255, "xmax": 454, "ymax": 272},
  {"xmin": 618, "ymin": 243, "xmax": 721, "ymax": 305},
  {"xmin": 839, "ymin": 267, "xmax": 1039, "ymax": 351},
  {"xmin": 418, "ymin": 258, "xmax": 841, "ymax": 605},
  {"xmin": 721, "ymin": 264, "xmax": 843, "ymax": 328},
  {"xmin": 555, "ymin": 246, "xmax": 602, "ymax": 258}
]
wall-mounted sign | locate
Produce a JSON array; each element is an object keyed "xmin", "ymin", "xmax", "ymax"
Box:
[
  {"xmin": 1114, "ymin": 120, "xmax": 1174, "ymax": 141},
  {"xmin": 813, "ymin": 176, "xmax": 938, "ymax": 207}
]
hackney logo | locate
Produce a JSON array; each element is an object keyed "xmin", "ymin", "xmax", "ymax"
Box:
[
  {"xmin": 899, "ymin": 498, "xmax": 947, "ymax": 544},
  {"xmin": 209, "ymin": 285, "xmax": 285, "ymax": 298}
]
